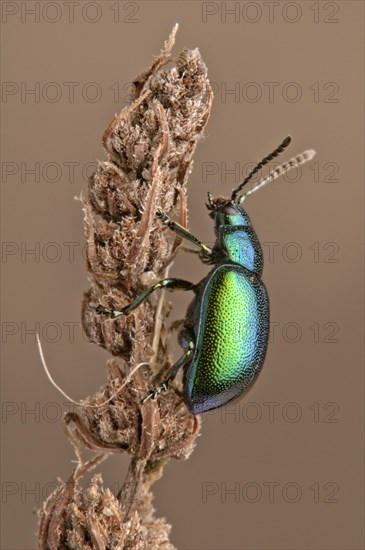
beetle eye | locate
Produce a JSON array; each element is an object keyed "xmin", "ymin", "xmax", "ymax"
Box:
[{"xmin": 222, "ymin": 205, "xmax": 237, "ymax": 216}]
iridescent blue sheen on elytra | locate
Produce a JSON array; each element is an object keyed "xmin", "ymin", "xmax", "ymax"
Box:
[{"xmin": 181, "ymin": 202, "xmax": 269, "ymax": 414}]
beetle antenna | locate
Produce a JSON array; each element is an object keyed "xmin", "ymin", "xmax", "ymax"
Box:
[
  {"xmin": 231, "ymin": 136, "xmax": 292, "ymax": 202},
  {"xmin": 238, "ymin": 148, "xmax": 316, "ymax": 203}
]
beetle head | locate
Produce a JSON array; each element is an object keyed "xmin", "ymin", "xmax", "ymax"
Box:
[{"xmin": 206, "ymin": 193, "xmax": 252, "ymax": 231}]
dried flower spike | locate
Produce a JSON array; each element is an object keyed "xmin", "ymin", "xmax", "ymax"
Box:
[{"xmin": 38, "ymin": 25, "xmax": 212, "ymax": 548}]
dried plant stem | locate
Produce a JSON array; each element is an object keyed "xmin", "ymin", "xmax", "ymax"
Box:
[{"xmin": 38, "ymin": 25, "xmax": 212, "ymax": 548}]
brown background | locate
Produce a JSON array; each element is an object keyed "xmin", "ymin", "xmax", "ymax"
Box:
[{"xmin": 1, "ymin": 1, "xmax": 364, "ymax": 549}]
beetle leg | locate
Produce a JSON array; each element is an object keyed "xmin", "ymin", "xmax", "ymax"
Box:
[
  {"xmin": 156, "ymin": 208, "xmax": 212, "ymax": 255},
  {"xmin": 96, "ymin": 278, "xmax": 195, "ymax": 318},
  {"xmin": 142, "ymin": 341, "xmax": 194, "ymax": 404}
]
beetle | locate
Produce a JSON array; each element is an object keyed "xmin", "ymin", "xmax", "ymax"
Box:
[{"xmin": 97, "ymin": 136, "xmax": 315, "ymax": 414}]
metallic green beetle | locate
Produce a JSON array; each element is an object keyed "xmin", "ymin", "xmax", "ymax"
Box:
[{"xmin": 98, "ymin": 137, "xmax": 315, "ymax": 414}]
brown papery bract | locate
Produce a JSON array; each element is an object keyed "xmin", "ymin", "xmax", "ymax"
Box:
[{"xmin": 38, "ymin": 25, "xmax": 212, "ymax": 548}]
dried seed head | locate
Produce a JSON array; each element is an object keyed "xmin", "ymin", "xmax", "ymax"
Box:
[
  {"xmin": 39, "ymin": 473, "xmax": 174, "ymax": 549},
  {"xmin": 82, "ymin": 30, "xmax": 212, "ymax": 359},
  {"xmin": 39, "ymin": 26, "xmax": 211, "ymax": 549}
]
